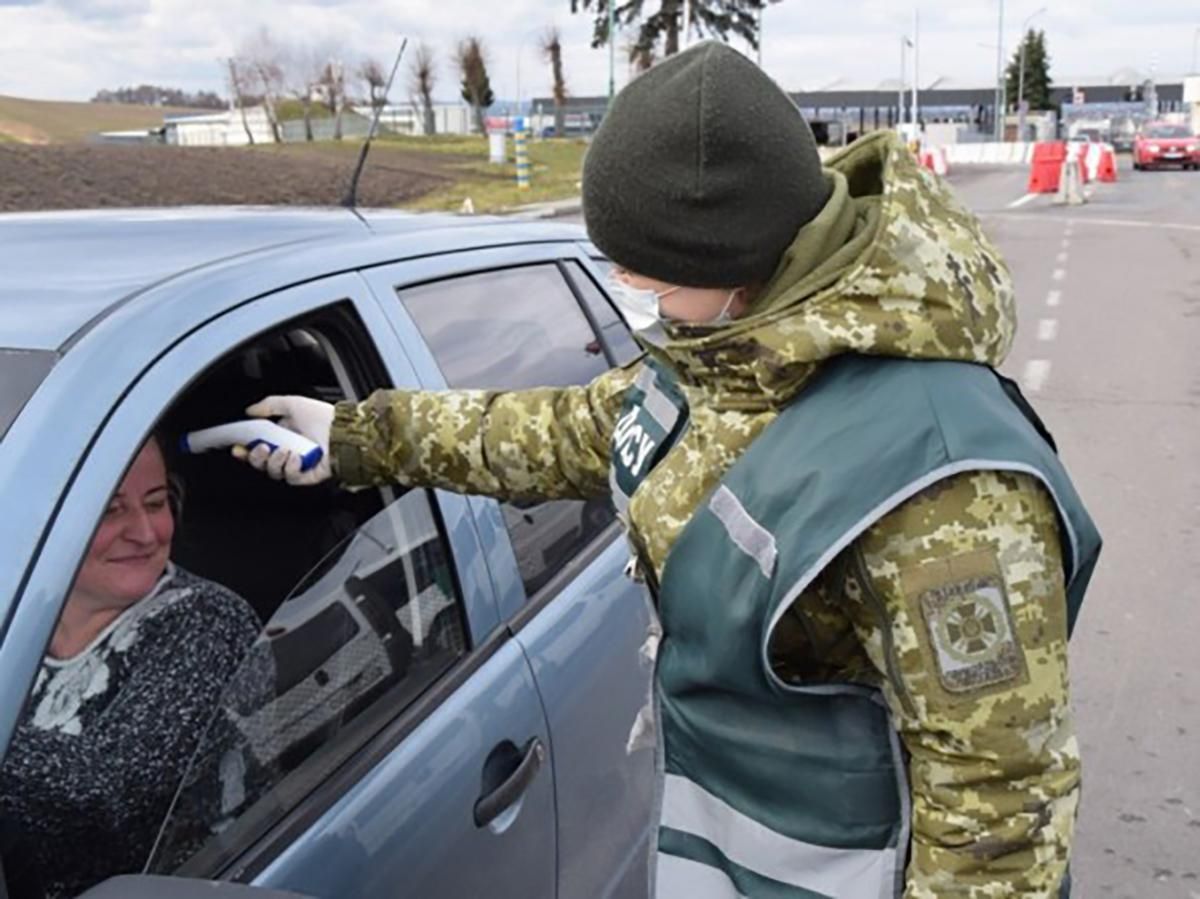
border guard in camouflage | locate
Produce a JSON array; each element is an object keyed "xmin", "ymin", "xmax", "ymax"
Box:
[{"xmin": 242, "ymin": 41, "xmax": 1100, "ymax": 899}]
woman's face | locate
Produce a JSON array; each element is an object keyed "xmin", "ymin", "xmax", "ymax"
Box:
[
  {"xmin": 73, "ymin": 440, "xmax": 174, "ymax": 608},
  {"xmin": 614, "ymin": 268, "xmax": 749, "ymax": 324}
]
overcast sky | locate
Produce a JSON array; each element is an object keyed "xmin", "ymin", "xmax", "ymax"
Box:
[{"xmin": 1, "ymin": 0, "xmax": 1196, "ymax": 104}]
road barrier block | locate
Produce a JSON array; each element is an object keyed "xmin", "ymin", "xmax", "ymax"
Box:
[
  {"xmin": 919, "ymin": 146, "xmax": 950, "ymax": 176},
  {"xmin": 1096, "ymin": 144, "xmax": 1118, "ymax": 183},
  {"xmin": 1028, "ymin": 141, "xmax": 1067, "ymax": 193}
]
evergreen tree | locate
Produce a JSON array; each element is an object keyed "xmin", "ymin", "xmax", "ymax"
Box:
[
  {"xmin": 457, "ymin": 37, "xmax": 495, "ymax": 135},
  {"xmin": 1005, "ymin": 29, "xmax": 1053, "ymax": 112},
  {"xmin": 571, "ymin": 0, "xmax": 772, "ymax": 64}
]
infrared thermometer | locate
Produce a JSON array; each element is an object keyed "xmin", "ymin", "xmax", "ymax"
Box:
[{"xmin": 182, "ymin": 420, "xmax": 324, "ymax": 472}]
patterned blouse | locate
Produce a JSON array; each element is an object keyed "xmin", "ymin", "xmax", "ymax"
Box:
[{"xmin": 0, "ymin": 565, "xmax": 261, "ymax": 898}]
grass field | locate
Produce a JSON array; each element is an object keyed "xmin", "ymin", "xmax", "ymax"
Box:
[
  {"xmin": 382, "ymin": 134, "xmax": 588, "ymax": 212},
  {"xmin": 0, "ymin": 95, "xmax": 197, "ymax": 143},
  {"xmin": 267, "ymin": 134, "xmax": 588, "ymax": 213}
]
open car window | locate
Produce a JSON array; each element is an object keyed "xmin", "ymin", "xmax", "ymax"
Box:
[{"xmin": 147, "ymin": 489, "xmax": 467, "ymax": 876}]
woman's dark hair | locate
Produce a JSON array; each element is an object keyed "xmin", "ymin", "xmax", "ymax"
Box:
[{"xmin": 148, "ymin": 426, "xmax": 186, "ymax": 522}]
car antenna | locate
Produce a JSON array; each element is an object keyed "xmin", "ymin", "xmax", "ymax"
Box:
[{"xmin": 343, "ymin": 37, "xmax": 409, "ymax": 209}]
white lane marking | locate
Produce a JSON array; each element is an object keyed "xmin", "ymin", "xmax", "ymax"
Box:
[
  {"xmin": 987, "ymin": 213, "xmax": 1200, "ymax": 234},
  {"xmin": 1007, "ymin": 193, "xmax": 1040, "ymax": 209},
  {"xmin": 1052, "ymin": 268, "xmax": 1066, "ymax": 282},
  {"xmin": 1056, "ymin": 251, "xmax": 1069, "ymax": 264},
  {"xmin": 1038, "ymin": 319, "xmax": 1059, "ymax": 342},
  {"xmin": 1023, "ymin": 359, "xmax": 1052, "ymax": 393},
  {"xmin": 1047, "ymin": 289, "xmax": 1062, "ymax": 307},
  {"xmin": 1061, "ymin": 238, "xmax": 1071, "ymax": 250}
]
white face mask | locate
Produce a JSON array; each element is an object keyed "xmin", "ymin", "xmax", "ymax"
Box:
[
  {"xmin": 606, "ymin": 274, "xmax": 740, "ymax": 346},
  {"xmin": 606, "ymin": 274, "xmax": 680, "ymax": 346}
]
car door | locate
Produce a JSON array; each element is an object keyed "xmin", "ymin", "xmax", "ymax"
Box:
[
  {"xmin": 1, "ymin": 275, "xmax": 556, "ymax": 899},
  {"xmin": 360, "ymin": 247, "xmax": 657, "ymax": 899}
]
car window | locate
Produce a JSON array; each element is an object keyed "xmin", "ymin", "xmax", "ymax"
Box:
[
  {"xmin": 0, "ymin": 348, "xmax": 55, "ymax": 441},
  {"xmin": 1146, "ymin": 125, "xmax": 1190, "ymax": 139},
  {"xmin": 149, "ymin": 490, "xmax": 466, "ymax": 876},
  {"xmin": 148, "ymin": 313, "xmax": 469, "ymax": 876},
  {"xmin": 563, "ymin": 261, "xmax": 642, "ymax": 366},
  {"xmin": 400, "ymin": 263, "xmax": 616, "ymax": 598}
]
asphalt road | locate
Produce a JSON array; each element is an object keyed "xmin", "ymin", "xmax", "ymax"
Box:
[
  {"xmin": 952, "ymin": 160, "xmax": 1200, "ymax": 898},
  {"xmin": 564, "ymin": 155, "xmax": 1200, "ymax": 896}
]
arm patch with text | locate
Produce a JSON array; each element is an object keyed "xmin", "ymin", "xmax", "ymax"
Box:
[{"xmin": 916, "ymin": 558, "xmax": 1027, "ymax": 694}]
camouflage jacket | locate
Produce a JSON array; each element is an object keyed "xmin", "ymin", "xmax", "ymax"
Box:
[{"xmin": 330, "ymin": 132, "xmax": 1077, "ymax": 896}]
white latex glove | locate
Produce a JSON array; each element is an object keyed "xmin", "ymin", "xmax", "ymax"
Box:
[{"xmin": 233, "ymin": 395, "xmax": 335, "ymax": 486}]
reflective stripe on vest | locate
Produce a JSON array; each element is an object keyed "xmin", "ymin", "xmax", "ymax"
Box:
[{"xmin": 658, "ymin": 773, "xmax": 901, "ymax": 899}]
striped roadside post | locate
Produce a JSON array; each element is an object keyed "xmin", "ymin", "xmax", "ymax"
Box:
[{"xmin": 514, "ymin": 117, "xmax": 531, "ymax": 190}]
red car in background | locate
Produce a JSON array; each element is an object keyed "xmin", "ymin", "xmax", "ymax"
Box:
[{"xmin": 1133, "ymin": 123, "xmax": 1200, "ymax": 171}]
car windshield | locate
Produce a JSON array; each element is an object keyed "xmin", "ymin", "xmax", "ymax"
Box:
[
  {"xmin": 0, "ymin": 349, "xmax": 56, "ymax": 441},
  {"xmin": 1146, "ymin": 125, "xmax": 1191, "ymax": 139}
]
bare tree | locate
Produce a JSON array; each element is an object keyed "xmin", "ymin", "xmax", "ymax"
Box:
[
  {"xmin": 408, "ymin": 42, "xmax": 438, "ymax": 135},
  {"xmin": 226, "ymin": 57, "xmax": 256, "ymax": 144},
  {"xmin": 540, "ymin": 26, "xmax": 568, "ymax": 137},
  {"xmin": 359, "ymin": 57, "xmax": 388, "ymax": 110},
  {"xmin": 239, "ymin": 28, "xmax": 286, "ymax": 142},
  {"xmin": 456, "ymin": 36, "xmax": 495, "ymax": 135},
  {"xmin": 286, "ymin": 44, "xmax": 325, "ymax": 142},
  {"xmin": 318, "ymin": 59, "xmax": 347, "ymax": 140}
]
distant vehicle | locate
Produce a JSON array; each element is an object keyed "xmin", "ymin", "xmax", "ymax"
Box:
[
  {"xmin": 0, "ymin": 209, "xmax": 655, "ymax": 899},
  {"xmin": 1111, "ymin": 132, "xmax": 1135, "ymax": 153},
  {"xmin": 1133, "ymin": 123, "xmax": 1200, "ymax": 171}
]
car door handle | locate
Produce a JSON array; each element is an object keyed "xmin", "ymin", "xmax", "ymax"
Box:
[{"xmin": 474, "ymin": 738, "xmax": 546, "ymax": 827}]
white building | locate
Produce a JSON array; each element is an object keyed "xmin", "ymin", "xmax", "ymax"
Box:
[
  {"xmin": 163, "ymin": 107, "xmax": 275, "ymax": 147},
  {"xmin": 352, "ymin": 103, "xmax": 475, "ymax": 136}
]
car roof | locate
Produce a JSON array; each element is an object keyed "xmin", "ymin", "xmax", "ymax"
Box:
[{"xmin": 0, "ymin": 206, "xmax": 586, "ymax": 351}]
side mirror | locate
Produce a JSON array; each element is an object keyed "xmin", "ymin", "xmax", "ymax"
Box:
[{"xmin": 76, "ymin": 876, "xmax": 313, "ymax": 899}]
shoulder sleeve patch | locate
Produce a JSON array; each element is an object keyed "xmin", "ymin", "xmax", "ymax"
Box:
[{"xmin": 907, "ymin": 551, "xmax": 1028, "ymax": 695}]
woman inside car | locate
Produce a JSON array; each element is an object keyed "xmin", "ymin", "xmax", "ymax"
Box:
[{"xmin": 0, "ymin": 432, "xmax": 261, "ymax": 898}]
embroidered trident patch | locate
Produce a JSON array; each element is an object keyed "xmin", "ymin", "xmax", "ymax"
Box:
[{"xmin": 919, "ymin": 573, "xmax": 1025, "ymax": 693}]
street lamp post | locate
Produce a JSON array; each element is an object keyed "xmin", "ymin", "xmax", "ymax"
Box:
[
  {"xmin": 899, "ymin": 35, "xmax": 911, "ymax": 132},
  {"xmin": 753, "ymin": 4, "xmax": 763, "ymax": 66},
  {"xmin": 994, "ymin": 0, "xmax": 1006, "ymax": 140},
  {"xmin": 913, "ymin": 8, "xmax": 920, "ymax": 137},
  {"xmin": 608, "ymin": 0, "xmax": 616, "ymax": 105},
  {"xmin": 1016, "ymin": 7, "xmax": 1047, "ymax": 143}
]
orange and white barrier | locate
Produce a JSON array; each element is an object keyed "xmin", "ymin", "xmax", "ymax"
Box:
[
  {"xmin": 919, "ymin": 145, "xmax": 949, "ymax": 176},
  {"xmin": 1084, "ymin": 142, "xmax": 1118, "ymax": 183},
  {"xmin": 1028, "ymin": 141, "xmax": 1066, "ymax": 193}
]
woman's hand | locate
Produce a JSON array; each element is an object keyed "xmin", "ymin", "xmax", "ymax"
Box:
[{"xmin": 233, "ymin": 396, "xmax": 334, "ymax": 486}]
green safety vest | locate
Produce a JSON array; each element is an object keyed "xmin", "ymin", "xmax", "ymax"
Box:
[{"xmin": 609, "ymin": 353, "xmax": 1101, "ymax": 899}]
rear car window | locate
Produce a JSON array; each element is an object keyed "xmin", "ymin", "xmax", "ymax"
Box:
[
  {"xmin": 400, "ymin": 263, "xmax": 617, "ymax": 598},
  {"xmin": 0, "ymin": 349, "xmax": 56, "ymax": 441}
]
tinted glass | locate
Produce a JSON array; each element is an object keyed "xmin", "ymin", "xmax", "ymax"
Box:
[
  {"xmin": 1146, "ymin": 125, "xmax": 1191, "ymax": 138},
  {"xmin": 564, "ymin": 261, "xmax": 642, "ymax": 366},
  {"xmin": 150, "ymin": 491, "xmax": 466, "ymax": 873},
  {"xmin": 0, "ymin": 348, "xmax": 55, "ymax": 441},
  {"xmin": 402, "ymin": 264, "xmax": 616, "ymax": 597},
  {"xmin": 404, "ymin": 265, "xmax": 608, "ymax": 390}
]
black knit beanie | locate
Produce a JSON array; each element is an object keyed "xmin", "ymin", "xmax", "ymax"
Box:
[{"xmin": 582, "ymin": 41, "xmax": 829, "ymax": 288}]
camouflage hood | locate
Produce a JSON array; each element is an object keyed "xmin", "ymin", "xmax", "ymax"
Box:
[{"xmin": 653, "ymin": 130, "xmax": 1017, "ymax": 412}]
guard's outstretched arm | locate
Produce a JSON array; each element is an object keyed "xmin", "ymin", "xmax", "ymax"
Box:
[{"xmin": 330, "ymin": 364, "xmax": 639, "ymax": 501}]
